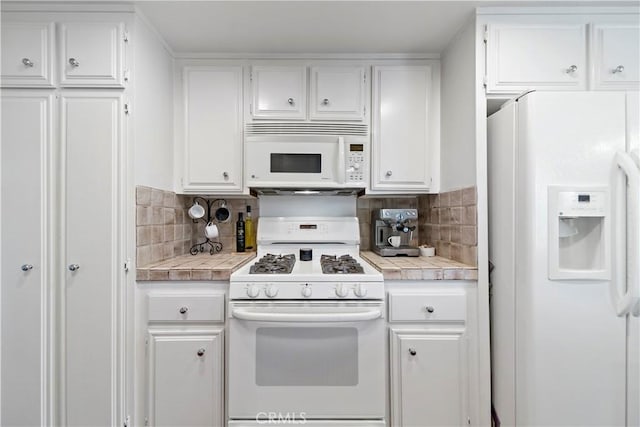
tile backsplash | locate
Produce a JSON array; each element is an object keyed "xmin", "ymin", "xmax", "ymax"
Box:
[{"xmin": 136, "ymin": 186, "xmax": 257, "ymax": 266}]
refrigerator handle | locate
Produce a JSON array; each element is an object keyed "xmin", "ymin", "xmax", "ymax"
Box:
[{"xmin": 612, "ymin": 151, "xmax": 640, "ymax": 316}]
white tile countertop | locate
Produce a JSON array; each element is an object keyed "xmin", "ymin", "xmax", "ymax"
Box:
[
  {"xmin": 360, "ymin": 251, "xmax": 478, "ymax": 280},
  {"xmin": 136, "ymin": 252, "xmax": 256, "ymax": 281}
]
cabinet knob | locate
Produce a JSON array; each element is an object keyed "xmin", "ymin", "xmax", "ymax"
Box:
[
  {"xmin": 21, "ymin": 264, "xmax": 34, "ymax": 271},
  {"xmin": 322, "ymin": 98, "xmax": 330, "ymax": 106},
  {"xmin": 287, "ymin": 98, "xmax": 295, "ymax": 106},
  {"xmin": 22, "ymin": 58, "xmax": 34, "ymax": 67},
  {"xmin": 197, "ymin": 348, "xmax": 206, "ymax": 357},
  {"xmin": 409, "ymin": 348, "xmax": 417, "ymax": 356},
  {"xmin": 385, "ymin": 170, "xmax": 393, "ymax": 177},
  {"xmin": 179, "ymin": 306, "xmax": 188, "ymax": 314},
  {"xmin": 68, "ymin": 264, "xmax": 80, "ymax": 272},
  {"xmin": 223, "ymin": 171, "xmax": 229, "ymax": 179},
  {"xmin": 68, "ymin": 58, "xmax": 80, "ymax": 68},
  {"xmin": 565, "ymin": 65, "xmax": 578, "ymax": 74},
  {"xmin": 612, "ymin": 65, "xmax": 625, "ymax": 74},
  {"xmin": 425, "ymin": 306, "xmax": 435, "ymax": 313}
]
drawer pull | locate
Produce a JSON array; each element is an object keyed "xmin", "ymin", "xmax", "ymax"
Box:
[
  {"xmin": 179, "ymin": 306, "xmax": 189, "ymax": 314},
  {"xmin": 409, "ymin": 348, "xmax": 417, "ymax": 356},
  {"xmin": 425, "ymin": 306, "xmax": 435, "ymax": 313},
  {"xmin": 197, "ymin": 348, "xmax": 206, "ymax": 357}
]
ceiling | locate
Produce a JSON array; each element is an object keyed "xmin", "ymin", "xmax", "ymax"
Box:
[{"xmin": 136, "ymin": 1, "xmax": 637, "ymax": 55}]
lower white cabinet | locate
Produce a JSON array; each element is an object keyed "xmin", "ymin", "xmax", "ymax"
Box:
[{"xmin": 147, "ymin": 329, "xmax": 224, "ymax": 427}]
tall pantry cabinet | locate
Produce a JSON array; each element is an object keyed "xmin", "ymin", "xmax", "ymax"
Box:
[{"xmin": 1, "ymin": 10, "xmax": 130, "ymax": 427}]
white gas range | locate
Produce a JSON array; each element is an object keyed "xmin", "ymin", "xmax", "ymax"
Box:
[{"xmin": 228, "ymin": 217, "xmax": 386, "ymax": 427}]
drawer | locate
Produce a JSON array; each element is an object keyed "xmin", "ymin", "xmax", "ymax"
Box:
[
  {"xmin": 388, "ymin": 291, "xmax": 466, "ymax": 322},
  {"xmin": 147, "ymin": 293, "xmax": 225, "ymax": 322}
]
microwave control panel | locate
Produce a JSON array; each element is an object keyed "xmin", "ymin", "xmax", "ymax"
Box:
[{"xmin": 347, "ymin": 144, "xmax": 365, "ymax": 182}]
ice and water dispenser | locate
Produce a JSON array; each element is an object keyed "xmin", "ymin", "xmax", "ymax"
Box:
[{"xmin": 548, "ymin": 187, "xmax": 610, "ymax": 280}]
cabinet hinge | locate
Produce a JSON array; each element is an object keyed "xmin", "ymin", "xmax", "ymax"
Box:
[
  {"xmin": 124, "ymin": 258, "xmax": 131, "ymax": 272},
  {"xmin": 249, "ymin": 72, "xmax": 253, "ymax": 82},
  {"xmin": 124, "ymin": 69, "xmax": 130, "ymax": 83},
  {"xmin": 482, "ymin": 75, "xmax": 487, "ymax": 89},
  {"xmin": 124, "ymin": 103, "xmax": 130, "ymax": 115},
  {"xmin": 123, "ymin": 31, "xmax": 130, "ymax": 43},
  {"xmin": 483, "ymin": 25, "xmax": 488, "ymax": 43},
  {"xmin": 363, "ymin": 105, "xmax": 366, "ymax": 116},
  {"xmin": 250, "ymin": 103, "xmax": 253, "ymax": 115},
  {"xmin": 144, "ymin": 417, "xmax": 149, "ymax": 426},
  {"xmin": 364, "ymin": 73, "xmax": 366, "ymax": 83},
  {"xmin": 123, "ymin": 415, "xmax": 130, "ymax": 427},
  {"xmin": 467, "ymin": 417, "xmax": 471, "ymax": 425}
]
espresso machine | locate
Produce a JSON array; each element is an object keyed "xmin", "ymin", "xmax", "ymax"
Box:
[{"xmin": 371, "ymin": 209, "xmax": 420, "ymax": 256}]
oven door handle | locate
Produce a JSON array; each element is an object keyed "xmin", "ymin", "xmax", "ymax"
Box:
[{"xmin": 231, "ymin": 307, "xmax": 382, "ymax": 323}]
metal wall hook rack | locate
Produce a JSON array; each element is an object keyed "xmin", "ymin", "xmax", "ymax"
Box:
[{"xmin": 189, "ymin": 197, "xmax": 227, "ymax": 255}]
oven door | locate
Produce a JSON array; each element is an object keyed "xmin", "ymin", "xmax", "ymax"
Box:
[
  {"xmin": 228, "ymin": 301, "xmax": 385, "ymax": 420},
  {"xmin": 245, "ymin": 135, "xmax": 346, "ymax": 188}
]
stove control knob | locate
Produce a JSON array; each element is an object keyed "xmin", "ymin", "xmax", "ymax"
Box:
[
  {"xmin": 354, "ymin": 284, "xmax": 367, "ymax": 298},
  {"xmin": 335, "ymin": 284, "xmax": 349, "ymax": 298},
  {"xmin": 301, "ymin": 284, "xmax": 312, "ymax": 298},
  {"xmin": 265, "ymin": 285, "xmax": 279, "ymax": 298},
  {"xmin": 246, "ymin": 285, "xmax": 260, "ymax": 299}
]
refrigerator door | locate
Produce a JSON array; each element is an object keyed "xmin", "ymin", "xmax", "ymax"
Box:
[{"xmin": 515, "ymin": 92, "xmax": 627, "ymax": 426}]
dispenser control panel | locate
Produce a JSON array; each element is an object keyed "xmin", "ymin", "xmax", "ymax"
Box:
[{"xmin": 557, "ymin": 191, "xmax": 607, "ymax": 217}]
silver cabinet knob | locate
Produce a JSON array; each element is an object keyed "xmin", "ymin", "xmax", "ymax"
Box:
[
  {"xmin": 322, "ymin": 98, "xmax": 330, "ymax": 106},
  {"xmin": 21, "ymin": 264, "xmax": 33, "ymax": 271},
  {"xmin": 409, "ymin": 348, "xmax": 417, "ymax": 356},
  {"xmin": 197, "ymin": 348, "xmax": 206, "ymax": 357},
  {"xmin": 287, "ymin": 98, "xmax": 295, "ymax": 105},
  {"xmin": 68, "ymin": 264, "xmax": 80, "ymax": 271},
  {"xmin": 179, "ymin": 306, "xmax": 188, "ymax": 314},
  {"xmin": 385, "ymin": 170, "xmax": 393, "ymax": 177},
  {"xmin": 68, "ymin": 58, "xmax": 80, "ymax": 68},
  {"xmin": 425, "ymin": 306, "xmax": 435, "ymax": 313},
  {"xmin": 566, "ymin": 65, "xmax": 578, "ymax": 74},
  {"xmin": 223, "ymin": 171, "xmax": 229, "ymax": 179},
  {"xmin": 22, "ymin": 58, "xmax": 34, "ymax": 67},
  {"xmin": 613, "ymin": 65, "xmax": 625, "ymax": 74}
]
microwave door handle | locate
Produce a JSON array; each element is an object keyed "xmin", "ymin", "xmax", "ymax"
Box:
[
  {"xmin": 337, "ymin": 136, "xmax": 346, "ymax": 184},
  {"xmin": 231, "ymin": 307, "xmax": 382, "ymax": 322}
]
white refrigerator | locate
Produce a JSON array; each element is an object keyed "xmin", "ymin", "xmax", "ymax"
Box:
[{"xmin": 488, "ymin": 91, "xmax": 640, "ymax": 426}]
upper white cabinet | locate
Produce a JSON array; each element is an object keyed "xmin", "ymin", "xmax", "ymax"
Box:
[
  {"xmin": 251, "ymin": 65, "xmax": 306, "ymax": 119},
  {"xmin": 486, "ymin": 23, "xmax": 587, "ymax": 93},
  {"xmin": 309, "ymin": 66, "xmax": 366, "ymax": 120},
  {"xmin": 182, "ymin": 66, "xmax": 244, "ymax": 193},
  {"xmin": 1, "ymin": 22, "xmax": 54, "ymax": 87},
  {"xmin": 591, "ymin": 23, "xmax": 640, "ymax": 90},
  {"xmin": 59, "ymin": 22, "xmax": 125, "ymax": 87},
  {"xmin": 371, "ymin": 65, "xmax": 438, "ymax": 192}
]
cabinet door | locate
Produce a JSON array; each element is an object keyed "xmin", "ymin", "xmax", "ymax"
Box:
[
  {"xmin": 592, "ymin": 24, "xmax": 640, "ymax": 90},
  {"xmin": 183, "ymin": 66, "xmax": 243, "ymax": 193},
  {"xmin": 148, "ymin": 329, "xmax": 224, "ymax": 427},
  {"xmin": 309, "ymin": 66, "xmax": 366, "ymax": 120},
  {"xmin": 59, "ymin": 22, "xmax": 124, "ymax": 87},
  {"xmin": 1, "ymin": 22, "xmax": 54, "ymax": 87},
  {"xmin": 486, "ymin": 23, "xmax": 587, "ymax": 93},
  {"xmin": 372, "ymin": 66, "xmax": 433, "ymax": 191},
  {"xmin": 390, "ymin": 328, "xmax": 468, "ymax": 427},
  {"xmin": 1, "ymin": 93, "xmax": 53, "ymax": 426},
  {"xmin": 251, "ymin": 65, "xmax": 306, "ymax": 119},
  {"xmin": 61, "ymin": 92, "xmax": 124, "ymax": 426}
]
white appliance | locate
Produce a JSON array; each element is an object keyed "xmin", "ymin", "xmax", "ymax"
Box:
[
  {"xmin": 488, "ymin": 91, "xmax": 640, "ymax": 426},
  {"xmin": 244, "ymin": 135, "xmax": 368, "ymax": 189},
  {"xmin": 228, "ymin": 217, "xmax": 385, "ymax": 427}
]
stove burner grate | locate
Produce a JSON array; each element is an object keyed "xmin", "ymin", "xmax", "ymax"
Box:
[
  {"xmin": 249, "ymin": 254, "xmax": 296, "ymax": 274},
  {"xmin": 320, "ymin": 254, "xmax": 365, "ymax": 274}
]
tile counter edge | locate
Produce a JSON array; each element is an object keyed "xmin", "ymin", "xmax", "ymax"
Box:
[{"xmin": 136, "ymin": 253, "xmax": 257, "ymax": 281}]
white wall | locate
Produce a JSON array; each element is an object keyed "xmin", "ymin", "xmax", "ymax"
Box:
[
  {"xmin": 440, "ymin": 19, "xmax": 477, "ymax": 192},
  {"xmin": 133, "ymin": 14, "xmax": 174, "ymax": 190}
]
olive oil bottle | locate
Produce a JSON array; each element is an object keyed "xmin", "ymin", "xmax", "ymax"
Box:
[{"xmin": 245, "ymin": 205, "xmax": 255, "ymax": 250}]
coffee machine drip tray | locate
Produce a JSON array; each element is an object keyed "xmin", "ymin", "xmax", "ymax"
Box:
[{"xmin": 373, "ymin": 245, "xmax": 420, "ymax": 257}]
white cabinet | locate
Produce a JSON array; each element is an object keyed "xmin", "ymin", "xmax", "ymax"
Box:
[
  {"xmin": 60, "ymin": 92, "xmax": 125, "ymax": 426},
  {"xmin": 251, "ymin": 65, "xmax": 306, "ymax": 119},
  {"xmin": 390, "ymin": 329, "xmax": 468, "ymax": 427},
  {"xmin": 147, "ymin": 329, "xmax": 224, "ymax": 427},
  {"xmin": 486, "ymin": 23, "xmax": 587, "ymax": 93},
  {"xmin": 182, "ymin": 66, "xmax": 243, "ymax": 193},
  {"xmin": 371, "ymin": 65, "xmax": 437, "ymax": 192},
  {"xmin": 1, "ymin": 92, "xmax": 53, "ymax": 426},
  {"xmin": 1, "ymin": 22, "xmax": 54, "ymax": 87},
  {"xmin": 59, "ymin": 22, "xmax": 125, "ymax": 87},
  {"xmin": 309, "ymin": 66, "xmax": 366, "ymax": 120},
  {"xmin": 591, "ymin": 23, "xmax": 640, "ymax": 90}
]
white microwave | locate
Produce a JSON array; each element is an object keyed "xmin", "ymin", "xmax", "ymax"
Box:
[{"xmin": 245, "ymin": 135, "xmax": 368, "ymax": 189}]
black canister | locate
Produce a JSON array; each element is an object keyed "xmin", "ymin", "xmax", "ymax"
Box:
[{"xmin": 300, "ymin": 248, "xmax": 312, "ymax": 261}]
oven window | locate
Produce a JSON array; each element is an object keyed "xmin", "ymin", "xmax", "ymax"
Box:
[
  {"xmin": 270, "ymin": 153, "xmax": 321, "ymax": 173},
  {"xmin": 255, "ymin": 327, "xmax": 358, "ymax": 386}
]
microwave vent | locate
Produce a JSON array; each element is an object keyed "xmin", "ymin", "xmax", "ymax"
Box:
[{"xmin": 245, "ymin": 122, "xmax": 368, "ymax": 136}]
